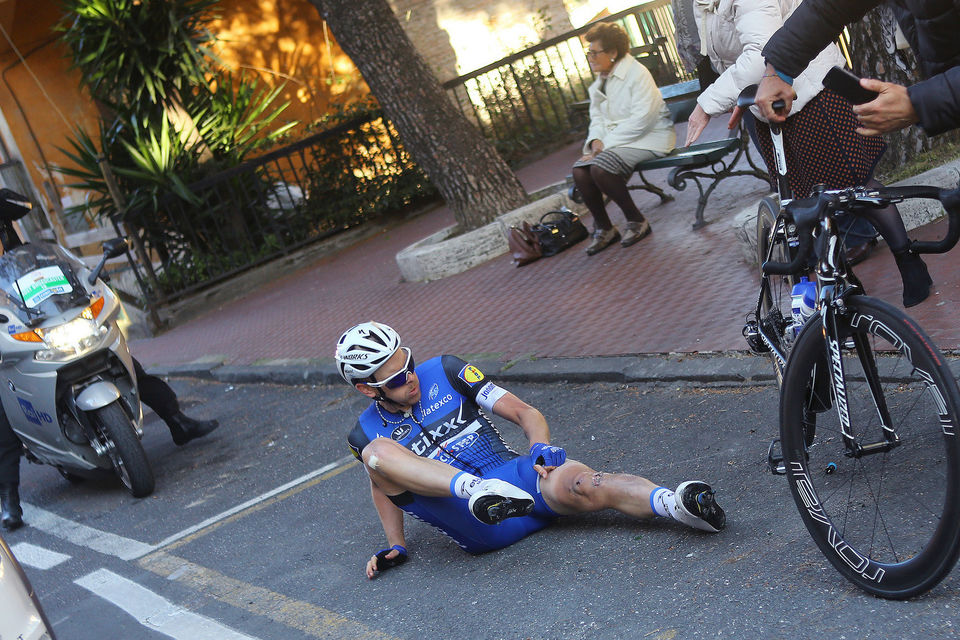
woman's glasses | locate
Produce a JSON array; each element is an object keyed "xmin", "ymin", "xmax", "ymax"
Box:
[{"xmin": 366, "ymin": 347, "xmax": 416, "ymax": 390}]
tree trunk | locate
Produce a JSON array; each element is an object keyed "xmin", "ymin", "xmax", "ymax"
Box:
[
  {"xmin": 307, "ymin": 0, "xmax": 529, "ymax": 230},
  {"xmin": 845, "ymin": 6, "xmax": 960, "ymax": 176}
]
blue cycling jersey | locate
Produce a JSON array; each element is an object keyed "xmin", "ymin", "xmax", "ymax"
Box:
[{"xmin": 348, "ymin": 355, "xmax": 556, "ymax": 553}]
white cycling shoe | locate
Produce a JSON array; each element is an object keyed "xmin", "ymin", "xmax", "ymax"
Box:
[
  {"xmin": 671, "ymin": 481, "xmax": 726, "ymax": 533},
  {"xmin": 468, "ymin": 479, "xmax": 535, "ymax": 525}
]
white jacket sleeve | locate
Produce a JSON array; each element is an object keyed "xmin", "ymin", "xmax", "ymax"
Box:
[{"xmin": 697, "ymin": 0, "xmax": 783, "ymax": 116}]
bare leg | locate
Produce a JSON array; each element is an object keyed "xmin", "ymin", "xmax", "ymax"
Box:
[
  {"xmin": 362, "ymin": 437, "xmax": 458, "ymax": 497},
  {"xmin": 573, "ymin": 166, "xmax": 613, "ymax": 230},
  {"xmin": 539, "ymin": 460, "xmax": 658, "ymax": 517}
]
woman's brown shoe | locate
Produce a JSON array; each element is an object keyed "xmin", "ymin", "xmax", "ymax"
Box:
[{"xmin": 620, "ymin": 220, "xmax": 651, "ymax": 247}]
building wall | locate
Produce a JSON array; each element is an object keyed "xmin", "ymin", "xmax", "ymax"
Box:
[
  {"xmin": 207, "ymin": 0, "xmax": 369, "ymax": 124},
  {"xmin": 0, "ymin": 0, "xmax": 370, "ymax": 240},
  {"xmin": 0, "ymin": 1, "xmax": 100, "ymax": 237},
  {"xmin": 387, "ymin": 0, "xmax": 639, "ymax": 82}
]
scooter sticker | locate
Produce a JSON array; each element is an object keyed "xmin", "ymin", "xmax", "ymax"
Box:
[
  {"xmin": 15, "ymin": 266, "xmax": 73, "ymax": 308},
  {"xmin": 18, "ymin": 398, "xmax": 53, "ymax": 426}
]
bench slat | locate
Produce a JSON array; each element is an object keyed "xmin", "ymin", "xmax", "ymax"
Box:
[{"xmin": 635, "ymin": 137, "xmax": 740, "ymax": 170}]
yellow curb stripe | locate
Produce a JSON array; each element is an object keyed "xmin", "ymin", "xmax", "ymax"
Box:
[{"xmin": 139, "ymin": 551, "xmax": 397, "ymax": 640}]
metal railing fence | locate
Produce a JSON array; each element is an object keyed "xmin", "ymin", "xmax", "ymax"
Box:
[
  {"xmin": 125, "ymin": 110, "xmax": 435, "ymax": 304},
  {"xmin": 442, "ymin": 1, "xmax": 692, "ymax": 162}
]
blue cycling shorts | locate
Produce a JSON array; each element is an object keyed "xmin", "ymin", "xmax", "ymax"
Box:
[{"xmin": 392, "ymin": 455, "xmax": 559, "ymax": 554}]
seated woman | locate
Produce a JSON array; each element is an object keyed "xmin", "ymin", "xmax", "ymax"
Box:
[
  {"xmin": 572, "ymin": 22, "xmax": 676, "ymax": 256},
  {"xmin": 683, "ymin": 0, "xmax": 931, "ymax": 307}
]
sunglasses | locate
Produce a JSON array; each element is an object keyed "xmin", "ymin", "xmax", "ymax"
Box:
[{"xmin": 366, "ymin": 347, "xmax": 416, "ymax": 389}]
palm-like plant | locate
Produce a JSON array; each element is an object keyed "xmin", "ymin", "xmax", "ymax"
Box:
[
  {"xmin": 54, "ymin": 0, "xmax": 297, "ymax": 276},
  {"xmin": 57, "ymin": 0, "xmax": 218, "ymax": 113},
  {"xmin": 194, "ymin": 72, "xmax": 297, "ymax": 164}
]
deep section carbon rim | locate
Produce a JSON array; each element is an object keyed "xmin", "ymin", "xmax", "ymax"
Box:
[{"xmin": 779, "ymin": 295, "xmax": 960, "ymax": 598}]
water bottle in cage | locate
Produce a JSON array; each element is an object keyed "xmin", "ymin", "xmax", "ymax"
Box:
[{"xmin": 790, "ymin": 277, "xmax": 817, "ymax": 335}]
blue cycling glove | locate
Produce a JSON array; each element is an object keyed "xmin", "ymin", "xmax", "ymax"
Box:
[
  {"xmin": 530, "ymin": 442, "xmax": 566, "ymax": 467},
  {"xmin": 374, "ymin": 545, "xmax": 408, "ymax": 572}
]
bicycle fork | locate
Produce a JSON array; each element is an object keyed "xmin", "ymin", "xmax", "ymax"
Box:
[{"xmin": 821, "ymin": 294, "xmax": 900, "ymax": 458}]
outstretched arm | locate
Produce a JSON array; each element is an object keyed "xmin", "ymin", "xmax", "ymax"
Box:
[
  {"xmin": 758, "ymin": 0, "xmax": 879, "ymax": 121},
  {"xmin": 365, "ymin": 478, "xmax": 408, "ymax": 579}
]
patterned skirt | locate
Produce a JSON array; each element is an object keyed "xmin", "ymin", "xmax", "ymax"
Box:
[
  {"xmin": 573, "ymin": 147, "xmax": 662, "ymax": 179},
  {"xmin": 748, "ymin": 88, "xmax": 887, "ymax": 199}
]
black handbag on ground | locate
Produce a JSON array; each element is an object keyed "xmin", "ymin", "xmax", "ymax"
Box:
[{"xmin": 531, "ymin": 209, "xmax": 588, "ymax": 257}]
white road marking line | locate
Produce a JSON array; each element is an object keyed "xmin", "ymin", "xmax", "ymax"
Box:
[
  {"xmin": 150, "ymin": 454, "xmax": 356, "ymax": 553},
  {"xmin": 20, "ymin": 503, "xmax": 155, "ymax": 560},
  {"xmin": 10, "ymin": 542, "xmax": 71, "ymax": 569},
  {"xmin": 20, "ymin": 455, "xmax": 356, "ymax": 559},
  {"xmin": 74, "ymin": 568, "xmax": 260, "ymax": 640}
]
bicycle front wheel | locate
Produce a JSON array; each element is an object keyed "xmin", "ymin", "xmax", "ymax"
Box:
[{"xmin": 780, "ymin": 295, "xmax": 960, "ymax": 599}]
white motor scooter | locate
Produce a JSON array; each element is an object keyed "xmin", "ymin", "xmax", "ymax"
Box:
[{"xmin": 0, "ymin": 188, "xmax": 153, "ymax": 497}]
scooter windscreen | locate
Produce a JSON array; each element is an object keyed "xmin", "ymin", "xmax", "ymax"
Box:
[{"xmin": 0, "ymin": 243, "xmax": 91, "ymax": 323}]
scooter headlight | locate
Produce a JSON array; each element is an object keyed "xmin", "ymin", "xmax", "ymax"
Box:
[{"xmin": 29, "ymin": 299, "xmax": 109, "ymax": 361}]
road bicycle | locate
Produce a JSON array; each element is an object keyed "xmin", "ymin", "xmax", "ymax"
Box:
[{"xmin": 738, "ymin": 86, "xmax": 960, "ymax": 599}]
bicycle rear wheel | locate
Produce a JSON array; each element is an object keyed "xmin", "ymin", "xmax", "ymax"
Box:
[
  {"xmin": 756, "ymin": 196, "xmax": 799, "ymax": 385},
  {"xmin": 780, "ymin": 295, "xmax": 960, "ymax": 599}
]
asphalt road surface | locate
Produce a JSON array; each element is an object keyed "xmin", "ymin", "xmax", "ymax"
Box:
[{"xmin": 6, "ymin": 376, "xmax": 959, "ymax": 639}]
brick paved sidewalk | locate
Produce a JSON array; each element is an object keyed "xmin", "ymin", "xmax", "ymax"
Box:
[{"xmin": 130, "ymin": 122, "xmax": 960, "ymax": 370}]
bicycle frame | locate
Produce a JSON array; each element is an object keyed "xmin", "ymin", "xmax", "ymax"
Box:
[{"xmin": 751, "ymin": 121, "xmax": 896, "ymax": 461}]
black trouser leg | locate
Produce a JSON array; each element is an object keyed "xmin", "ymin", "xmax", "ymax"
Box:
[
  {"xmin": 133, "ymin": 358, "xmax": 219, "ymax": 445},
  {"xmin": 133, "ymin": 358, "xmax": 180, "ymax": 424},
  {"xmin": 0, "ymin": 403, "xmax": 23, "ymax": 530},
  {"xmin": 860, "ymin": 179, "xmax": 909, "ymax": 253},
  {"xmin": 0, "ymin": 402, "xmax": 21, "ymax": 485}
]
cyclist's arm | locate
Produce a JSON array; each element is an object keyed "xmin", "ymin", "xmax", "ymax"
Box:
[
  {"xmin": 366, "ymin": 478, "xmax": 407, "ymax": 578},
  {"xmin": 492, "ymin": 392, "xmax": 551, "ymax": 450},
  {"xmin": 757, "ymin": 0, "xmax": 879, "ymax": 121}
]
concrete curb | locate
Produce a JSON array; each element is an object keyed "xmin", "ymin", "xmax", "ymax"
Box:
[{"xmin": 149, "ymin": 352, "xmax": 783, "ymax": 387}]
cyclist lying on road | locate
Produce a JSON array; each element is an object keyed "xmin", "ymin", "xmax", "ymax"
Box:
[{"xmin": 336, "ymin": 321, "xmax": 726, "ymax": 579}]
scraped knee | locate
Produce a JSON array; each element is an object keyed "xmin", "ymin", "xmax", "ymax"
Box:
[
  {"xmin": 572, "ymin": 470, "xmax": 604, "ymax": 497},
  {"xmin": 362, "ymin": 437, "xmax": 404, "ymax": 472}
]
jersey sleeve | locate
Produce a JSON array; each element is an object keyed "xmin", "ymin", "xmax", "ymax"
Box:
[
  {"xmin": 347, "ymin": 421, "xmax": 370, "ymax": 461},
  {"xmin": 441, "ymin": 355, "xmax": 508, "ymax": 413}
]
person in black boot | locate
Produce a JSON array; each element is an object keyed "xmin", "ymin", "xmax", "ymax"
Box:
[
  {"xmin": 1, "ymin": 483, "xmax": 23, "ymax": 530},
  {"xmin": 133, "ymin": 360, "xmax": 220, "ymax": 445},
  {"xmin": 894, "ymin": 249, "xmax": 933, "ymax": 308},
  {"xmin": 0, "ymin": 359, "xmax": 218, "ymax": 530},
  {"xmin": 1, "ymin": 410, "xmax": 24, "ymax": 530}
]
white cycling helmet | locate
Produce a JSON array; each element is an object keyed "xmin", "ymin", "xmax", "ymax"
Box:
[{"xmin": 335, "ymin": 321, "xmax": 402, "ymax": 384}]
